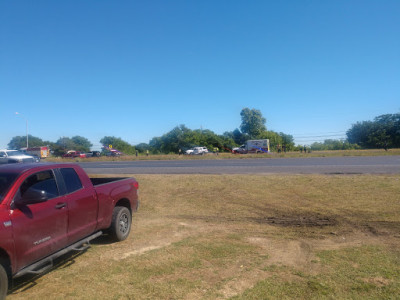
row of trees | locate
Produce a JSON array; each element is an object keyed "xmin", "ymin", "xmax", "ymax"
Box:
[
  {"xmin": 346, "ymin": 114, "xmax": 400, "ymax": 149},
  {"xmin": 309, "ymin": 113, "xmax": 399, "ymax": 150},
  {"xmin": 7, "ymin": 108, "xmax": 294, "ymax": 155},
  {"xmin": 7, "ymin": 110, "xmax": 399, "ymax": 155},
  {"xmin": 8, "ymin": 135, "xmax": 139, "ymax": 156},
  {"xmin": 147, "ymin": 108, "xmax": 295, "ymax": 153},
  {"xmin": 309, "ymin": 140, "xmax": 360, "ymax": 151},
  {"xmin": 8, "ymin": 136, "xmax": 94, "ymax": 156}
]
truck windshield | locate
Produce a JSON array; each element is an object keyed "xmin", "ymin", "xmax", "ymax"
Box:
[{"xmin": 0, "ymin": 173, "xmax": 18, "ymax": 203}]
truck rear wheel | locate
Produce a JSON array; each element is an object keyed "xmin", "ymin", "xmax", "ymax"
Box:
[
  {"xmin": 109, "ymin": 206, "xmax": 132, "ymax": 242},
  {"xmin": 0, "ymin": 261, "xmax": 8, "ymax": 300}
]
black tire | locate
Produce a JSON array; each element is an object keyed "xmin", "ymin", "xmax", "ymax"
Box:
[
  {"xmin": 108, "ymin": 206, "xmax": 132, "ymax": 242},
  {"xmin": 0, "ymin": 261, "xmax": 8, "ymax": 300}
]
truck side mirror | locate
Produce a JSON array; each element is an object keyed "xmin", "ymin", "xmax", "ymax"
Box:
[{"xmin": 16, "ymin": 188, "xmax": 49, "ymax": 206}]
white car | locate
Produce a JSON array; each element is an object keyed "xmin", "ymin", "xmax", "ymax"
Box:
[
  {"xmin": 185, "ymin": 149, "xmax": 194, "ymax": 155},
  {"xmin": 0, "ymin": 150, "xmax": 39, "ymax": 164},
  {"xmin": 192, "ymin": 147, "xmax": 208, "ymax": 155}
]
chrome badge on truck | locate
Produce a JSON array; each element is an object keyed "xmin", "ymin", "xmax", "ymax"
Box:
[
  {"xmin": 34, "ymin": 236, "xmax": 51, "ymax": 246},
  {"xmin": 3, "ymin": 221, "xmax": 12, "ymax": 227}
]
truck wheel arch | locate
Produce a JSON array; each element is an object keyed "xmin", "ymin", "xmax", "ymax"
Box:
[{"xmin": 115, "ymin": 198, "xmax": 131, "ymax": 212}]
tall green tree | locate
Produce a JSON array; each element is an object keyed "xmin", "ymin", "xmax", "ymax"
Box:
[
  {"xmin": 279, "ymin": 132, "xmax": 295, "ymax": 151},
  {"xmin": 149, "ymin": 125, "xmax": 233, "ymax": 154},
  {"xmin": 149, "ymin": 125, "xmax": 192, "ymax": 153},
  {"xmin": 259, "ymin": 131, "xmax": 282, "ymax": 151},
  {"xmin": 8, "ymin": 135, "xmax": 45, "ymax": 149},
  {"xmin": 71, "ymin": 136, "xmax": 92, "ymax": 152},
  {"xmin": 239, "ymin": 108, "xmax": 267, "ymax": 139},
  {"xmin": 135, "ymin": 143, "xmax": 151, "ymax": 153},
  {"xmin": 232, "ymin": 128, "xmax": 247, "ymax": 145},
  {"xmin": 374, "ymin": 114, "xmax": 400, "ymax": 147},
  {"xmin": 346, "ymin": 113, "xmax": 400, "ymax": 149},
  {"xmin": 54, "ymin": 136, "xmax": 92, "ymax": 155},
  {"xmin": 56, "ymin": 137, "xmax": 76, "ymax": 151},
  {"xmin": 100, "ymin": 136, "xmax": 136, "ymax": 154}
]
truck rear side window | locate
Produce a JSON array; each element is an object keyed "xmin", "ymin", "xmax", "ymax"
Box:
[{"xmin": 60, "ymin": 168, "xmax": 82, "ymax": 194}]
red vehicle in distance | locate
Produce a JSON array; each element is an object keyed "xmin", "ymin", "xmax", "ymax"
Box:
[{"xmin": 62, "ymin": 151, "xmax": 86, "ymax": 158}]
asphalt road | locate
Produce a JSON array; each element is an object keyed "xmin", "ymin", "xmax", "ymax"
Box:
[{"xmin": 78, "ymin": 156, "xmax": 400, "ymax": 175}]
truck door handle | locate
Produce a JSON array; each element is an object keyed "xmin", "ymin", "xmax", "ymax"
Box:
[{"xmin": 55, "ymin": 203, "xmax": 67, "ymax": 209}]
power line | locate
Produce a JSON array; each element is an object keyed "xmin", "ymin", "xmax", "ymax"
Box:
[
  {"xmin": 291, "ymin": 131, "xmax": 348, "ymax": 145},
  {"xmin": 292, "ymin": 131, "xmax": 347, "ymax": 138},
  {"xmin": 295, "ymin": 135, "xmax": 346, "ymax": 141}
]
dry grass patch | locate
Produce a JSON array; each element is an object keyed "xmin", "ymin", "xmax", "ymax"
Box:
[
  {"xmin": 8, "ymin": 174, "xmax": 400, "ymax": 299},
  {"xmin": 46, "ymin": 148, "xmax": 400, "ymax": 163}
]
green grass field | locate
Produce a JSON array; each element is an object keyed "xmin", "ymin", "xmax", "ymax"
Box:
[{"xmin": 8, "ymin": 174, "xmax": 400, "ymax": 299}]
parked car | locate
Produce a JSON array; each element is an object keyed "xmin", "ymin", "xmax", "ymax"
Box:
[
  {"xmin": 185, "ymin": 148, "xmax": 194, "ymax": 155},
  {"xmin": 89, "ymin": 151, "xmax": 101, "ymax": 157},
  {"xmin": 0, "ymin": 163, "xmax": 139, "ymax": 298},
  {"xmin": 62, "ymin": 151, "xmax": 86, "ymax": 158},
  {"xmin": 106, "ymin": 149, "xmax": 122, "ymax": 157},
  {"xmin": 192, "ymin": 147, "xmax": 209, "ymax": 155},
  {"xmin": 30, "ymin": 155, "xmax": 41, "ymax": 162},
  {"xmin": 185, "ymin": 147, "xmax": 208, "ymax": 155},
  {"xmin": 0, "ymin": 150, "xmax": 39, "ymax": 164},
  {"xmin": 84, "ymin": 151, "xmax": 102, "ymax": 158}
]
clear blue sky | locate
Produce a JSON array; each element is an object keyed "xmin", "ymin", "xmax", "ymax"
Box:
[{"xmin": 1, "ymin": 0, "xmax": 399, "ymax": 150}]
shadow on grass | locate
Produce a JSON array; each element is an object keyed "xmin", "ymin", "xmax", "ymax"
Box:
[{"xmin": 8, "ymin": 233, "xmax": 115, "ymax": 297}]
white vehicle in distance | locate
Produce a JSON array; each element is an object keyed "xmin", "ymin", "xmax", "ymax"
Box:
[
  {"xmin": 0, "ymin": 149, "xmax": 39, "ymax": 164},
  {"xmin": 192, "ymin": 147, "xmax": 209, "ymax": 155},
  {"xmin": 185, "ymin": 148, "xmax": 194, "ymax": 155},
  {"xmin": 232, "ymin": 139, "xmax": 270, "ymax": 154}
]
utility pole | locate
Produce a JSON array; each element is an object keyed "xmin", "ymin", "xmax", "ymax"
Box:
[{"xmin": 15, "ymin": 112, "xmax": 28, "ymax": 148}]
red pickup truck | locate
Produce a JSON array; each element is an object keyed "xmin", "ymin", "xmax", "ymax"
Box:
[{"xmin": 0, "ymin": 163, "xmax": 139, "ymax": 299}]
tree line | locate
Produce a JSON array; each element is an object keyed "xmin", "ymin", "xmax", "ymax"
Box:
[
  {"xmin": 346, "ymin": 114, "xmax": 400, "ymax": 149},
  {"xmin": 6, "ymin": 110, "xmax": 399, "ymax": 155}
]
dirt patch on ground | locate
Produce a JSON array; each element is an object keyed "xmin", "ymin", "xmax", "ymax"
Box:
[
  {"xmin": 168, "ymin": 213, "xmax": 338, "ymax": 227},
  {"xmin": 252, "ymin": 214, "xmax": 338, "ymax": 227},
  {"xmin": 115, "ymin": 214, "xmax": 399, "ymax": 265},
  {"xmin": 100, "ymin": 207, "xmax": 400, "ymax": 299},
  {"xmin": 114, "ymin": 215, "xmax": 400, "ymax": 299},
  {"xmin": 246, "ymin": 229, "xmax": 392, "ymax": 274}
]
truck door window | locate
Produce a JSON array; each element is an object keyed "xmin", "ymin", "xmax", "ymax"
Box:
[
  {"xmin": 19, "ymin": 170, "xmax": 59, "ymax": 201},
  {"xmin": 60, "ymin": 168, "xmax": 83, "ymax": 194}
]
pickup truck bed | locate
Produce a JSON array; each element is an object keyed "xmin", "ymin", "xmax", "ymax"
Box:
[
  {"xmin": 0, "ymin": 163, "xmax": 139, "ymax": 299},
  {"xmin": 90, "ymin": 177, "xmax": 131, "ymax": 185}
]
